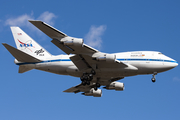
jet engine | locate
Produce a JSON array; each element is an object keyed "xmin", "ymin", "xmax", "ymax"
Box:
[
  {"xmin": 82, "ymin": 88, "xmax": 102, "ymax": 97},
  {"xmin": 61, "ymin": 37, "xmax": 83, "ymax": 47},
  {"xmin": 104, "ymin": 82, "xmax": 124, "ymax": 91},
  {"xmin": 96, "ymin": 54, "xmax": 116, "ymax": 62}
]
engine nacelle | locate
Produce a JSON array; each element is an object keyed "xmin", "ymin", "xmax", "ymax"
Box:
[
  {"xmin": 96, "ymin": 54, "xmax": 116, "ymax": 62},
  {"xmin": 82, "ymin": 88, "xmax": 102, "ymax": 97},
  {"xmin": 61, "ymin": 37, "xmax": 83, "ymax": 47},
  {"xmin": 105, "ymin": 82, "xmax": 124, "ymax": 91}
]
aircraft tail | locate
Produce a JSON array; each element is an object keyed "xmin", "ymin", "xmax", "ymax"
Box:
[
  {"xmin": 18, "ymin": 65, "xmax": 35, "ymax": 73},
  {"xmin": 2, "ymin": 43, "xmax": 42, "ymax": 63},
  {"xmin": 2, "ymin": 27, "xmax": 52, "ymax": 73},
  {"xmin": 10, "ymin": 27, "xmax": 52, "ymax": 60},
  {"xmin": 2, "ymin": 43, "xmax": 40, "ymax": 73}
]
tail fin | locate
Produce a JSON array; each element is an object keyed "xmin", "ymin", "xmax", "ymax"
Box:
[{"xmin": 10, "ymin": 27, "xmax": 52, "ymax": 60}]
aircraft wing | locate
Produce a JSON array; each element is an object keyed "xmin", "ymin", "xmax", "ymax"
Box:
[
  {"xmin": 29, "ymin": 20, "xmax": 137, "ymax": 71},
  {"xmin": 51, "ymin": 39, "xmax": 98, "ymax": 55},
  {"xmin": 69, "ymin": 54, "xmax": 129, "ymax": 71},
  {"xmin": 29, "ymin": 20, "xmax": 98, "ymax": 55},
  {"xmin": 29, "ymin": 20, "xmax": 67, "ymax": 39},
  {"xmin": 63, "ymin": 83, "xmax": 96, "ymax": 93},
  {"xmin": 63, "ymin": 77, "xmax": 124, "ymax": 94}
]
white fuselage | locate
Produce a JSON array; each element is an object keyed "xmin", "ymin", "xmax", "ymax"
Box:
[
  {"xmin": 115, "ymin": 51, "xmax": 178, "ymax": 74},
  {"xmin": 16, "ymin": 51, "xmax": 178, "ymax": 79},
  {"xmin": 6, "ymin": 23, "xmax": 178, "ymax": 96}
]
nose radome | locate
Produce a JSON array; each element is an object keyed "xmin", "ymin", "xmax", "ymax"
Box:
[
  {"xmin": 162, "ymin": 54, "xmax": 178, "ymax": 69},
  {"xmin": 167, "ymin": 56, "xmax": 178, "ymax": 68},
  {"xmin": 174, "ymin": 61, "xmax": 178, "ymax": 67},
  {"xmin": 170, "ymin": 61, "xmax": 178, "ymax": 68}
]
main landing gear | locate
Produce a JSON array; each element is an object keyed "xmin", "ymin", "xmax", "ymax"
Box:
[
  {"xmin": 80, "ymin": 73, "xmax": 93, "ymax": 85},
  {"xmin": 80, "ymin": 70, "xmax": 101, "ymax": 90},
  {"xmin": 151, "ymin": 72, "xmax": 157, "ymax": 83}
]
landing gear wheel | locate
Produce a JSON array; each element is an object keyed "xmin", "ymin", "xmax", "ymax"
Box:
[
  {"xmin": 80, "ymin": 76, "xmax": 84, "ymax": 81},
  {"xmin": 86, "ymin": 81, "xmax": 90, "ymax": 85},
  {"xmin": 84, "ymin": 76, "xmax": 88, "ymax": 80},
  {"xmin": 152, "ymin": 78, "xmax": 156, "ymax": 83},
  {"xmin": 96, "ymin": 83, "xmax": 101, "ymax": 88},
  {"xmin": 82, "ymin": 81, "xmax": 87, "ymax": 86},
  {"xmin": 80, "ymin": 71, "xmax": 95, "ymax": 86},
  {"xmin": 151, "ymin": 72, "xmax": 157, "ymax": 83},
  {"xmin": 94, "ymin": 86, "xmax": 97, "ymax": 91},
  {"xmin": 80, "ymin": 75, "xmax": 88, "ymax": 81},
  {"xmin": 88, "ymin": 74, "xmax": 93, "ymax": 81}
]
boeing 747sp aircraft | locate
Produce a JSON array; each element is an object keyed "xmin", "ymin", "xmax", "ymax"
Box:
[{"xmin": 2, "ymin": 20, "xmax": 178, "ymax": 97}]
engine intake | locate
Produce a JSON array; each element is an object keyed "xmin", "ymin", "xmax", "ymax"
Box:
[
  {"xmin": 96, "ymin": 54, "xmax": 116, "ymax": 62},
  {"xmin": 105, "ymin": 82, "xmax": 124, "ymax": 91},
  {"xmin": 82, "ymin": 88, "xmax": 102, "ymax": 97},
  {"xmin": 61, "ymin": 37, "xmax": 83, "ymax": 47}
]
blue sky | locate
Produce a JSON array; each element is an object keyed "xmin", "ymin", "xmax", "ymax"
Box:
[{"xmin": 1, "ymin": 0, "xmax": 180, "ymax": 120}]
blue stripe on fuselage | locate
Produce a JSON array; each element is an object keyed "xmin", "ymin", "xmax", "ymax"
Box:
[
  {"xmin": 117, "ymin": 59, "xmax": 178, "ymax": 63},
  {"xmin": 16, "ymin": 58, "xmax": 178, "ymax": 65},
  {"xmin": 16, "ymin": 59, "xmax": 71, "ymax": 65}
]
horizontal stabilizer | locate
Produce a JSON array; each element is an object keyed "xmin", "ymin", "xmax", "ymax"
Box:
[
  {"xmin": 19, "ymin": 65, "xmax": 34, "ymax": 73},
  {"xmin": 2, "ymin": 43, "xmax": 41, "ymax": 63},
  {"xmin": 29, "ymin": 20, "xmax": 67, "ymax": 39}
]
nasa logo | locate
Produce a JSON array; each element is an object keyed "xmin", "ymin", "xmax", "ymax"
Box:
[
  {"xmin": 18, "ymin": 39, "xmax": 34, "ymax": 52},
  {"xmin": 18, "ymin": 39, "xmax": 33, "ymax": 48}
]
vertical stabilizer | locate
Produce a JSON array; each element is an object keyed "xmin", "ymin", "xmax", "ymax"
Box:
[{"xmin": 10, "ymin": 27, "xmax": 52, "ymax": 60}]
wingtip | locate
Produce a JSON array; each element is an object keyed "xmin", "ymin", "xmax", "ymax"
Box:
[
  {"xmin": 28, "ymin": 20, "xmax": 43, "ymax": 23},
  {"xmin": 2, "ymin": 43, "xmax": 7, "ymax": 46}
]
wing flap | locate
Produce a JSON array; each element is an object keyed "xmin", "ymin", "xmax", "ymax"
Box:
[
  {"xmin": 70, "ymin": 55, "xmax": 90, "ymax": 71},
  {"xmin": 51, "ymin": 39, "xmax": 73, "ymax": 54}
]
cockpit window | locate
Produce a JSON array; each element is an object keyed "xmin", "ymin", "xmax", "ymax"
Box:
[{"xmin": 158, "ymin": 52, "xmax": 162, "ymax": 55}]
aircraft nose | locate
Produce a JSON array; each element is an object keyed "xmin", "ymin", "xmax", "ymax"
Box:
[
  {"xmin": 174, "ymin": 61, "xmax": 178, "ymax": 67},
  {"xmin": 163, "ymin": 61, "xmax": 178, "ymax": 71},
  {"xmin": 163, "ymin": 59, "xmax": 178, "ymax": 70},
  {"xmin": 170, "ymin": 61, "xmax": 178, "ymax": 68}
]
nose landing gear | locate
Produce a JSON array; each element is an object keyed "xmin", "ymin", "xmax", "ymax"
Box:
[
  {"xmin": 152, "ymin": 77, "xmax": 156, "ymax": 83},
  {"xmin": 151, "ymin": 72, "xmax": 157, "ymax": 83}
]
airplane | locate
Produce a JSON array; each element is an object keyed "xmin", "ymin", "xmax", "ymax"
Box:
[{"xmin": 2, "ymin": 20, "xmax": 178, "ymax": 97}]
